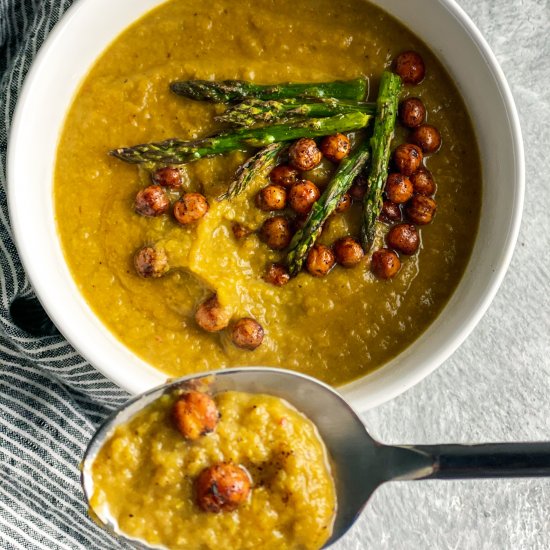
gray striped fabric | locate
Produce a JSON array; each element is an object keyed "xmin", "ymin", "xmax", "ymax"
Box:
[{"xmin": 0, "ymin": 1, "xmax": 128, "ymax": 548}]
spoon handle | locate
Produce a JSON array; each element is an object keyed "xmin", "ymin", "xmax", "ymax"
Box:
[{"xmin": 413, "ymin": 442, "xmax": 550, "ymax": 479}]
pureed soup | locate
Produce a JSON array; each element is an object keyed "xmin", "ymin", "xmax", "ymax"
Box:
[
  {"xmin": 90, "ymin": 389, "xmax": 336, "ymax": 549},
  {"xmin": 54, "ymin": 0, "xmax": 481, "ymax": 385}
]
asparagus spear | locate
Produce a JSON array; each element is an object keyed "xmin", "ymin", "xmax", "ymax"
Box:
[
  {"xmin": 219, "ymin": 142, "xmax": 288, "ymax": 201},
  {"xmin": 286, "ymin": 142, "xmax": 371, "ymax": 276},
  {"xmin": 110, "ymin": 112, "xmax": 372, "ymax": 165},
  {"xmin": 216, "ymin": 98, "xmax": 376, "ymax": 127},
  {"xmin": 360, "ymin": 71, "xmax": 403, "ymax": 251},
  {"xmin": 170, "ymin": 78, "xmax": 368, "ymax": 102}
]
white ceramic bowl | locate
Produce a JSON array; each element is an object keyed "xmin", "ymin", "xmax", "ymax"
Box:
[{"xmin": 7, "ymin": 0, "xmax": 524, "ymax": 411}]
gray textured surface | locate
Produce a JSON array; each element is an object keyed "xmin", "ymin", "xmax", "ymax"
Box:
[{"xmin": 337, "ymin": 1, "xmax": 550, "ymax": 548}]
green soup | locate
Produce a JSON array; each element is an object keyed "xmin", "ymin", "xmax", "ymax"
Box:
[{"xmin": 54, "ymin": 0, "xmax": 481, "ymax": 385}]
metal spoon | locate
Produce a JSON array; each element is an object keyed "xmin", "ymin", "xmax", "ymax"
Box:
[{"xmin": 82, "ymin": 367, "xmax": 550, "ymax": 549}]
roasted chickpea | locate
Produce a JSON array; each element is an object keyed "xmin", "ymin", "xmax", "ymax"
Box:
[
  {"xmin": 289, "ymin": 138, "xmax": 323, "ymax": 171},
  {"xmin": 263, "ymin": 263, "xmax": 290, "ymax": 287},
  {"xmin": 255, "ymin": 185, "xmax": 287, "ymax": 211},
  {"xmin": 134, "ymin": 185, "xmax": 170, "ymax": 217},
  {"xmin": 269, "ymin": 164, "xmax": 300, "ymax": 187},
  {"xmin": 151, "ymin": 166, "xmax": 182, "ymax": 189},
  {"xmin": 335, "ymin": 192, "xmax": 352, "ymax": 213},
  {"xmin": 399, "ymin": 98, "xmax": 426, "ymax": 128},
  {"xmin": 288, "ymin": 180, "xmax": 320, "ymax": 215},
  {"xmin": 333, "ymin": 237, "xmax": 364, "ymax": 268},
  {"xmin": 231, "ymin": 222, "xmax": 252, "ymax": 240},
  {"xmin": 196, "ymin": 463, "xmax": 251, "ymax": 513},
  {"xmin": 379, "ymin": 200, "xmax": 402, "ymax": 223},
  {"xmin": 406, "ymin": 195, "xmax": 437, "ymax": 225},
  {"xmin": 393, "ymin": 143, "xmax": 423, "ymax": 176},
  {"xmin": 173, "ymin": 192, "xmax": 209, "ymax": 225},
  {"xmin": 395, "ymin": 51, "xmax": 426, "ymax": 85},
  {"xmin": 371, "ymin": 248, "xmax": 401, "ymax": 279},
  {"xmin": 349, "ymin": 184, "xmax": 366, "ymax": 201},
  {"xmin": 411, "ymin": 167, "xmax": 436, "ymax": 196},
  {"xmin": 172, "ymin": 391, "xmax": 219, "ymax": 440},
  {"xmin": 349, "ymin": 174, "xmax": 368, "ymax": 201},
  {"xmin": 195, "ymin": 294, "xmax": 231, "ymax": 333},
  {"xmin": 231, "ymin": 318, "xmax": 264, "ymax": 350},
  {"xmin": 306, "ymin": 244, "xmax": 335, "ymax": 277},
  {"xmin": 320, "ymin": 133, "xmax": 351, "ymax": 163},
  {"xmin": 385, "ymin": 173, "xmax": 414, "ymax": 204},
  {"xmin": 386, "ymin": 223, "xmax": 420, "ymax": 255},
  {"xmin": 259, "ymin": 216, "xmax": 293, "ymax": 250},
  {"xmin": 134, "ymin": 246, "xmax": 169, "ymax": 278},
  {"xmin": 410, "ymin": 124, "xmax": 442, "ymax": 154}
]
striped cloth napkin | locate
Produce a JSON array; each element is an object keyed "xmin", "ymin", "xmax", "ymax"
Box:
[{"xmin": 0, "ymin": 2, "xmax": 129, "ymax": 547}]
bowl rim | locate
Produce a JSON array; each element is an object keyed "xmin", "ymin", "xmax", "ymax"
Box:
[{"xmin": 6, "ymin": 0, "xmax": 524, "ymax": 410}]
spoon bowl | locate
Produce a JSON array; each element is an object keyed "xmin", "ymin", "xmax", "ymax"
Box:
[
  {"xmin": 82, "ymin": 367, "xmax": 550, "ymax": 549},
  {"xmin": 83, "ymin": 367, "xmax": 383, "ymax": 548}
]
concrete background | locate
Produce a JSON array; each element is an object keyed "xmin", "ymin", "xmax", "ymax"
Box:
[{"xmin": 338, "ymin": 0, "xmax": 550, "ymax": 547}]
